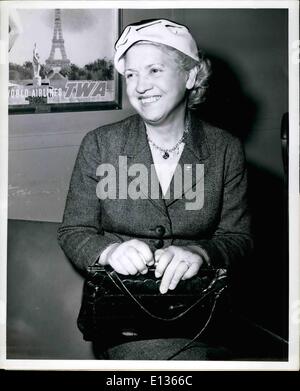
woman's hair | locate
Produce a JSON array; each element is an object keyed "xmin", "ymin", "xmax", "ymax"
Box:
[{"xmin": 132, "ymin": 41, "xmax": 211, "ymax": 109}]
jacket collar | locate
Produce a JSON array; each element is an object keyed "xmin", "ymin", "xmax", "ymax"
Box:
[
  {"xmin": 122, "ymin": 111, "xmax": 211, "ymax": 163},
  {"xmin": 184, "ymin": 110, "xmax": 211, "ymax": 162}
]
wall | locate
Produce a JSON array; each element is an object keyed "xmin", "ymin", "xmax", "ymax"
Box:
[{"xmin": 7, "ymin": 9, "xmax": 289, "ymax": 359}]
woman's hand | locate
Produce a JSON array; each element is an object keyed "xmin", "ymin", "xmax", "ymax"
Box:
[
  {"xmin": 154, "ymin": 245, "xmax": 204, "ymax": 294},
  {"xmin": 105, "ymin": 239, "xmax": 154, "ymax": 275}
]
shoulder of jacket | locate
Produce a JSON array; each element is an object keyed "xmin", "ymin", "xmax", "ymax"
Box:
[
  {"xmin": 81, "ymin": 114, "xmax": 139, "ymax": 147},
  {"xmin": 199, "ymin": 120, "xmax": 245, "ymax": 170},
  {"xmin": 200, "ymin": 120, "xmax": 240, "ymax": 145},
  {"xmin": 194, "ymin": 119, "xmax": 243, "ymax": 159},
  {"xmin": 92, "ymin": 114, "xmax": 139, "ymax": 138}
]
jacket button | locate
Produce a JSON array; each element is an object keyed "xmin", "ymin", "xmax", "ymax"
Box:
[
  {"xmin": 155, "ymin": 225, "xmax": 165, "ymax": 237},
  {"xmin": 154, "ymin": 239, "xmax": 164, "ymax": 249}
]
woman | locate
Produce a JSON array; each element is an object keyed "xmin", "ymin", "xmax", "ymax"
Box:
[{"xmin": 58, "ymin": 19, "xmax": 252, "ymax": 360}]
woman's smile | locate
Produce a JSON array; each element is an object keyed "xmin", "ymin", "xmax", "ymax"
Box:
[{"xmin": 138, "ymin": 95, "xmax": 162, "ymax": 105}]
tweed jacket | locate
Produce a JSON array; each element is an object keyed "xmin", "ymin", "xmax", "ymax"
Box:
[{"xmin": 57, "ymin": 112, "xmax": 252, "ymax": 273}]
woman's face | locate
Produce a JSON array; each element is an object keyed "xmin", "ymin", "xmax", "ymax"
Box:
[{"xmin": 124, "ymin": 44, "xmax": 189, "ymax": 126}]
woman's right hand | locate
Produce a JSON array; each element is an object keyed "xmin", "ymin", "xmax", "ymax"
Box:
[{"xmin": 104, "ymin": 239, "xmax": 154, "ymax": 275}]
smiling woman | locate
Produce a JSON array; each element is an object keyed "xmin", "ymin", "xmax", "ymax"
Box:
[
  {"xmin": 124, "ymin": 41, "xmax": 210, "ymax": 111},
  {"xmin": 124, "ymin": 43, "xmax": 192, "ymax": 127},
  {"xmin": 57, "ymin": 18, "xmax": 253, "ymax": 360}
]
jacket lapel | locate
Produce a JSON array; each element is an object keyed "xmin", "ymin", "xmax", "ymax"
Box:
[
  {"xmin": 164, "ymin": 112, "xmax": 210, "ymax": 207},
  {"xmin": 121, "ymin": 115, "xmax": 168, "ymax": 216}
]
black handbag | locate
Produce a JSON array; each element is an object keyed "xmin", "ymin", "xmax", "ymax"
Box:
[{"xmin": 77, "ymin": 265, "xmax": 228, "ymax": 359}]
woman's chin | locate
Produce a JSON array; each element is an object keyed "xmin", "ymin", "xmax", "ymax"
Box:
[{"xmin": 138, "ymin": 111, "xmax": 166, "ymax": 125}]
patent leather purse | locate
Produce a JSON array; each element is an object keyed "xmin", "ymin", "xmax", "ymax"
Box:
[{"xmin": 77, "ymin": 265, "xmax": 228, "ymax": 353}]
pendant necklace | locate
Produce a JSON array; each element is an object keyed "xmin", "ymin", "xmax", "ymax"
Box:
[{"xmin": 146, "ymin": 121, "xmax": 189, "ymax": 159}]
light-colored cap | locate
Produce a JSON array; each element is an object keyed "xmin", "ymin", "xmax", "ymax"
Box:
[{"xmin": 114, "ymin": 19, "xmax": 200, "ymax": 74}]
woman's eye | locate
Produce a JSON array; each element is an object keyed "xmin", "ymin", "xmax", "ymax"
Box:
[
  {"xmin": 125, "ymin": 72, "xmax": 135, "ymax": 80},
  {"xmin": 151, "ymin": 68, "xmax": 162, "ymax": 74}
]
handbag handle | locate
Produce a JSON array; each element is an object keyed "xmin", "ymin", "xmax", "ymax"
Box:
[
  {"xmin": 106, "ymin": 267, "xmax": 228, "ymax": 360},
  {"xmin": 104, "ymin": 267, "xmax": 228, "ymax": 322}
]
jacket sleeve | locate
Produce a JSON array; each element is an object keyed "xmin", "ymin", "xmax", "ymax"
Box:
[
  {"xmin": 189, "ymin": 137, "xmax": 253, "ymax": 270},
  {"xmin": 57, "ymin": 130, "xmax": 123, "ymax": 272}
]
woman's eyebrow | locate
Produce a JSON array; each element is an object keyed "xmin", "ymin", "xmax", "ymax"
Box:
[
  {"xmin": 146, "ymin": 63, "xmax": 165, "ymax": 68},
  {"xmin": 125, "ymin": 63, "xmax": 165, "ymax": 73}
]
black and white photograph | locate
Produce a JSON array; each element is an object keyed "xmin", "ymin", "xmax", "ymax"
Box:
[{"xmin": 1, "ymin": 0, "xmax": 299, "ymax": 371}]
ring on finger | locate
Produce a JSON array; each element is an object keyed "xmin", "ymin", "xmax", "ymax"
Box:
[{"xmin": 179, "ymin": 260, "xmax": 189, "ymax": 268}]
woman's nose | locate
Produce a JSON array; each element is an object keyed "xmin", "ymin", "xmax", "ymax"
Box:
[{"xmin": 135, "ymin": 76, "xmax": 152, "ymax": 94}]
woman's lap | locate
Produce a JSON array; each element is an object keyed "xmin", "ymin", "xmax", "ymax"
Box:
[{"xmin": 94, "ymin": 338, "xmax": 232, "ymax": 360}]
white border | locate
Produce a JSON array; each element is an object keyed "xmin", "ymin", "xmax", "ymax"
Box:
[
  {"xmin": 0, "ymin": 0, "xmax": 8, "ymax": 372},
  {"xmin": 1, "ymin": 0, "xmax": 298, "ymax": 9},
  {"xmin": 1, "ymin": 0, "xmax": 299, "ymax": 371},
  {"xmin": 287, "ymin": 0, "xmax": 300, "ymax": 369}
]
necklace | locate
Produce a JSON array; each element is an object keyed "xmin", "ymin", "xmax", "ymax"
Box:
[{"xmin": 146, "ymin": 121, "xmax": 189, "ymax": 159}]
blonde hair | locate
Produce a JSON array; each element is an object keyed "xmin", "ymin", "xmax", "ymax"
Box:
[{"xmin": 132, "ymin": 41, "xmax": 211, "ymax": 109}]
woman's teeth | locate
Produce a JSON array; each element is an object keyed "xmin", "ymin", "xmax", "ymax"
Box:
[{"xmin": 140, "ymin": 96, "xmax": 161, "ymax": 104}]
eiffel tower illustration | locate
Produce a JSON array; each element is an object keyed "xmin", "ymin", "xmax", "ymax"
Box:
[{"xmin": 45, "ymin": 9, "xmax": 70, "ymax": 70}]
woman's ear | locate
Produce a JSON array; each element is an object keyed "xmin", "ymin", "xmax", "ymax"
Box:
[{"xmin": 186, "ymin": 66, "xmax": 198, "ymax": 90}]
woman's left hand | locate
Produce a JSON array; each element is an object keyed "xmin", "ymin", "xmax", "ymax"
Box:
[{"xmin": 154, "ymin": 245, "xmax": 204, "ymax": 294}]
